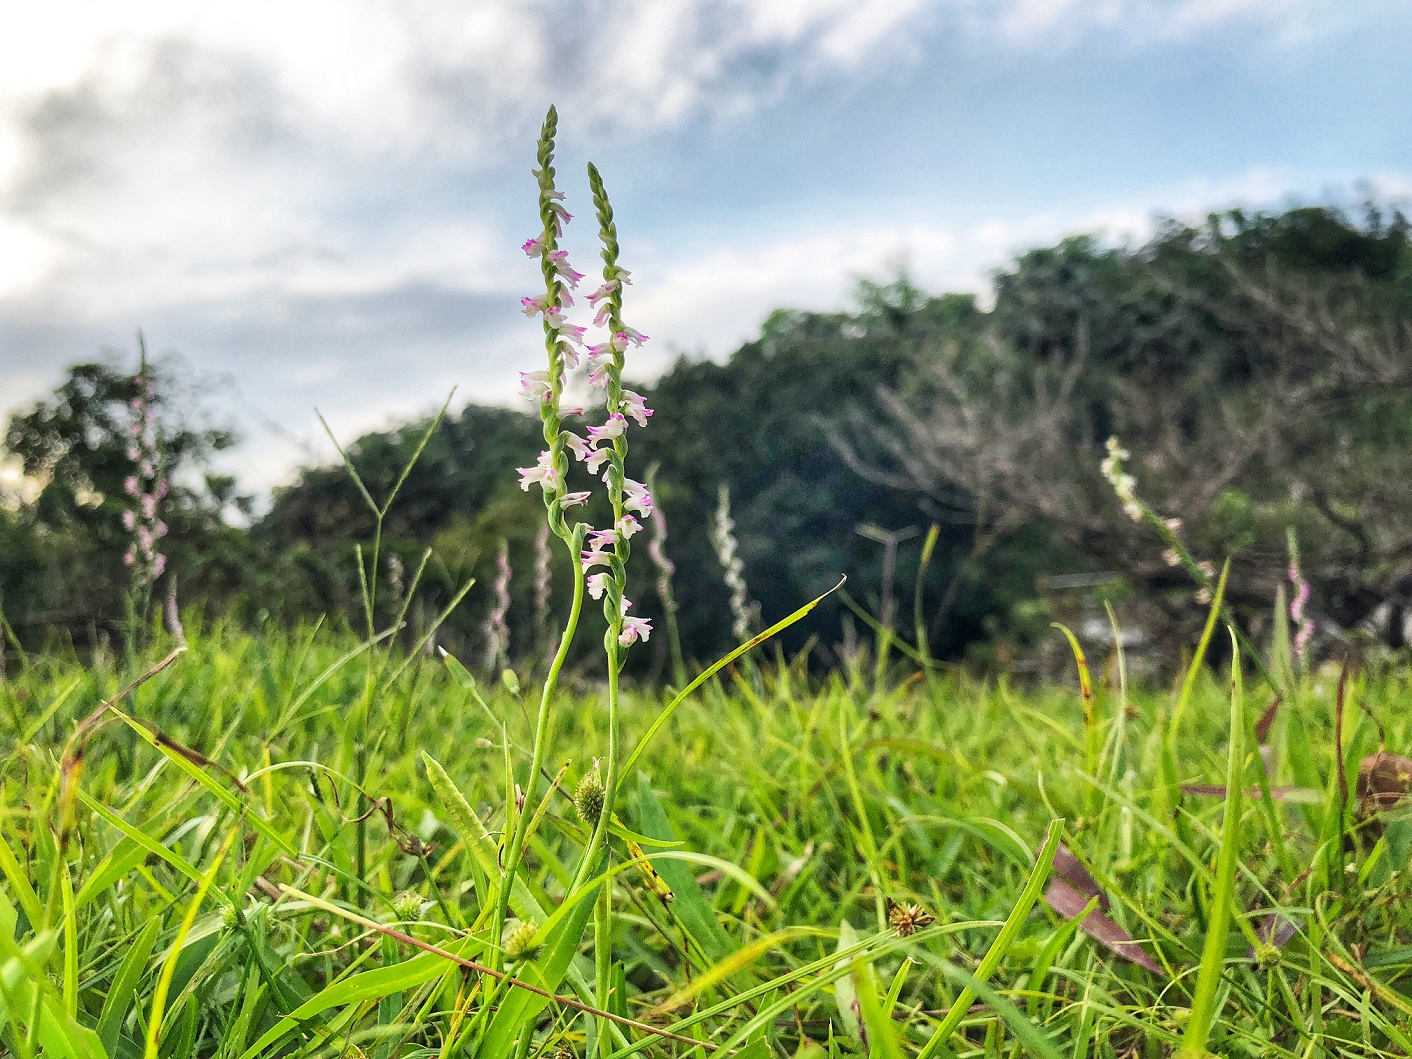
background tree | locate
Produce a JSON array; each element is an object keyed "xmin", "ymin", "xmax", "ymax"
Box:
[
  {"xmin": 3, "ymin": 346, "xmax": 242, "ymax": 646},
  {"xmin": 838, "ymin": 204, "xmax": 1412, "ymax": 656}
]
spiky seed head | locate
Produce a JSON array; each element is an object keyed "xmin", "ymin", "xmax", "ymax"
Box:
[
  {"xmin": 221, "ymin": 901, "xmax": 246, "ymax": 932},
  {"xmin": 888, "ymin": 901, "xmax": 935, "ymax": 938},
  {"xmin": 574, "ymin": 765, "xmax": 605, "ymax": 824},
  {"xmin": 392, "ymin": 890, "xmax": 424, "ymax": 921},
  {"xmin": 504, "ymin": 918, "xmax": 541, "ymax": 962}
]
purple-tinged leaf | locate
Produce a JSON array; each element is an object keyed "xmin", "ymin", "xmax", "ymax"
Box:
[
  {"xmin": 1051, "ymin": 843, "xmax": 1109, "ymax": 911},
  {"xmin": 1245, "ymin": 912, "xmax": 1299, "ymax": 959},
  {"xmin": 1254, "ymin": 694, "xmax": 1283, "ymax": 744},
  {"xmin": 1043, "ymin": 878, "xmax": 1165, "ymax": 976}
]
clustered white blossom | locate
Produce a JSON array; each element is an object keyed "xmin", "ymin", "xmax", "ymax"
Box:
[
  {"xmin": 485, "ymin": 540, "xmax": 512, "ymax": 672},
  {"xmin": 1100, "ymin": 436, "xmax": 1142, "ymax": 522},
  {"xmin": 711, "ymin": 485, "xmax": 759, "ymax": 643},
  {"xmin": 122, "ymin": 365, "xmax": 168, "ymax": 583},
  {"xmin": 513, "ymin": 114, "xmax": 654, "ymax": 651}
]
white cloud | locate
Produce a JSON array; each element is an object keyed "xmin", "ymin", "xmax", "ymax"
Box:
[
  {"xmin": 0, "ymin": 1, "xmax": 944, "ymax": 320},
  {"xmin": 973, "ymin": 0, "xmax": 1367, "ymax": 47}
]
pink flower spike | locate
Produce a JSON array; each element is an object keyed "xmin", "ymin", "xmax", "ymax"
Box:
[
  {"xmin": 122, "ymin": 510, "xmax": 136, "ymax": 530},
  {"xmin": 587, "ymin": 572, "xmax": 611, "ymax": 600},
  {"xmin": 616, "ymin": 514, "xmax": 642, "ymax": 539},
  {"xmin": 519, "ymin": 370, "xmax": 552, "ymax": 402},
  {"xmin": 623, "ymin": 478, "xmax": 653, "ymax": 517},
  {"xmin": 124, "ymin": 546, "xmax": 136, "ymax": 566},
  {"xmin": 548, "ymin": 250, "xmax": 585, "ymax": 289},
  {"xmin": 154, "ymin": 520, "xmax": 168, "ymax": 538},
  {"xmin": 522, "ymin": 236, "xmax": 546, "ymax": 257},
  {"xmin": 516, "ymin": 451, "xmax": 561, "ymax": 493},
  {"xmin": 586, "ymin": 413, "xmax": 628, "ymax": 445},
  {"xmin": 127, "ymin": 446, "xmax": 140, "ymax": 461},
  {"xmin": 619, "ymin": 615, "xmax": 653, "ymax": 647},
  {"xmin": 560, "ymin": 490, "xmax": 591, "ymax": 508},
  {"xmin": 152, "ymin": 554, "xmax": 167, "ymax": 577},
  {"xmin": 620, "ymin": 390, "xmax": 652, "ymax": 427},
  {"xmin": 563, "ymin": 432, "xmax": 592, "ymax": 462},
  {"xmin": 124, "ymin": 475, "xmax": 140, "ymax": 497}
]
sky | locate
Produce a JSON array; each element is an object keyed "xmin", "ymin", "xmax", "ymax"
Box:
[{"xmin": 2, "ymin": 0, "xmax": 1410, "ymax": 501}]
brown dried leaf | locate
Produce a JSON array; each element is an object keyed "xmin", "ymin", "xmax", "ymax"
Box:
[
  {"xmin": 1043, "ymin": 877, "xmax": 1165, "ymax": 976},
  {"xmin": 1181, "ymin": 784, "xmax": 1319, "ymax": 802},
  {"xmin": 1052, "ymin": 842, "xmax": 1109, "ymax": 910},
  {"xmin": 1253, "ymin": 693, "xmax": 1283, "ymax": 744},
  {"xmin": 1357, "ymin": 751, "xmax": 1412, "ymax": 816}
]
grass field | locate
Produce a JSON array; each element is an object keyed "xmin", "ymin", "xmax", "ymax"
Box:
[{"xmin": 4, "ymin": 614, "xmax": 1412, "ymax": 1059}]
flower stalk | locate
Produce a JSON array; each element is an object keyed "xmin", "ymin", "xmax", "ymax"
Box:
[
  {"xmin": 122, "ymin": 349, "xmax": 169, "ymax": 649},
  {"xmin": 496, "ymin": 112, "xmax": 657, "ymax": 1012},
  {"xmin": 485, "ymin": 540, "xmax": 512, "ymax": 673}
]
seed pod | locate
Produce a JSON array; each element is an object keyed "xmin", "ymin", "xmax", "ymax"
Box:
[
  {"xmin": 504, "ymin": 918, "xmax": 541, "ymax": 962},
  {"xmin": 887, "ymin": 900, "xmax": 935, "ymax": 938},
  {"xmin": 574, "ymin": 766, "xmax": 605, "ymax": 824}
]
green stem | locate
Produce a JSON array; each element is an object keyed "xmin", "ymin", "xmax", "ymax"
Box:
[
  {"xmin": 493, "ymin": 533, "xmax": 586, "ymax": 968},
  {"xmin": 594, "ymin": 876, "xmax": 614, "ymax": 1058},
  {"xmin": 572, "ymin": 639, "xmax": 621, "ymax": 893}
]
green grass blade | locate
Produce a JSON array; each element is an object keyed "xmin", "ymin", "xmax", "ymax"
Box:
[
  {"xmin": 1180, "ymin": 627, "xmax": 1244, "ymax": 1059},
  {"xmin": 920, "ymin": 817, "xmax": 1063, "ymax": 1059},
  {"xmin": 97, "ymin": 917, "xmax": 161, "ymax": 1056}
]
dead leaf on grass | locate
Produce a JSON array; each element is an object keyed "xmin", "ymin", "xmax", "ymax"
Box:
[{"xmin": 1042, "ymin": 844, "xmax": 1165, "ymax": 976}]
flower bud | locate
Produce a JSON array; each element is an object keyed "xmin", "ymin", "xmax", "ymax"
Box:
[{"xmin": 501, "ymin": 668, "xmax": 521, "ymax": 696}]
